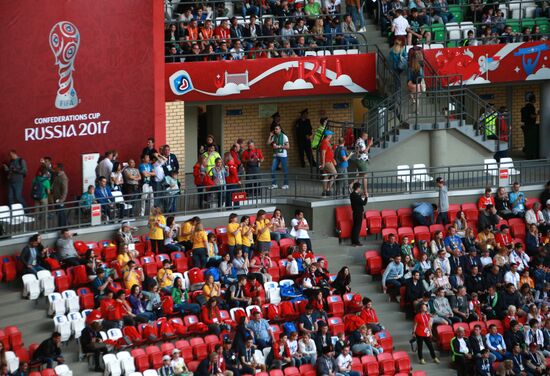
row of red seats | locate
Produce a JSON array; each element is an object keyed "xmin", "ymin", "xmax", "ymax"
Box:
[
  {"xmin": 336, "ymin": 197, "xmax": 540, "ymax": 242},
  {"xmin": 0, "ymin": 326, "xmax": 23, "ymax": 351}
]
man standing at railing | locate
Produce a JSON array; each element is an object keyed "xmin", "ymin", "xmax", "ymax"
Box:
[
  {"xmin": 268, "ymin": 125, "xmax": 290, "ymax": 190},
  {"xmin": 3, "ymin": 150, "xmax": 27, "ymax": 207},
  {"xmin": 350, "ymin": 182, "xmax": 368, "ymax": 246},
  {"xmin": 295, "ymin": 108, "xmax": 316, "ymax": 168},
  {"xmin": 51, "ymin": 163, "xmax": 68, "ymax": 227},
  {"xmin": 346, "ymin": 0, "xmax": 366, "ymax": 32},
  {"xmin": 435, "ymin": 177, "xmax": 449, "ymax": 225}
]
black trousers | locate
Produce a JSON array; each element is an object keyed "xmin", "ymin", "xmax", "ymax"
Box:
[
  {"xmin": 297, "ymin": 139, "xmax": 315, "ymax": 167},
  {"xmin": 351, "ymin": 210, "xmax": 363, "ymax": 244},
  {"xmin": 454, "ymin": 355, "xmax": 471, "ymax": 376},
  {"xmin": 416, "ymin": 335, "xmax": 436, "ymax": 360}
]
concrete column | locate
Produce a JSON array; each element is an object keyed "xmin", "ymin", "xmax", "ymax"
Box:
[
  {"xmin": 184, "ymin": 106, "xmax": 198, "ymax": 172},
  {"xmin": 540, "ymin": 81, "xmax": 550, "ymax": 159},
  {"xmin": 430, "ymin": 130, "xmax": 447, "ymax": 168},
  {"xmin": 165, "ymin": 101, "xmax": 185, "ymax": 185}
]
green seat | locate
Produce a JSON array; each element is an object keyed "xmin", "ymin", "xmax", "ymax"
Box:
[
  {"xmin": 508, "ymin": 20, "xmax": 521, "ymax": 33},
  {"xmin": 522, "ymin": 19, "xmax": 535, "ymax": 31},
  {"xmin": 432, "ymin": 25, "xmax": 446, "ymax": 42},
  {"xmin": 448, "ymin": 5, "xmax": 464, "ymax": 23},
  {"xmin": 447, "ymin": 40, "xmax": 459, "ymax": 48},
  {"xmin": 535, "ymin": 17, "xmax": 550, "ymax": 33}
]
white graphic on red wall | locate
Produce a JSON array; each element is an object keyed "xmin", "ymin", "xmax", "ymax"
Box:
[
  {"xmin": 168, "ymin": 58, "xmax": 367, "ymax": 97},
  {"xmin": 49, "ymin": 21, "xmax": 80, "ymax": 109}
]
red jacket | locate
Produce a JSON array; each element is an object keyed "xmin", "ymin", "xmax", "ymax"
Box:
[
  {"xmin": 201, "ymin": 306, "xmax": 221, "ymax": 325},
  {"xmin": 272, "ymin": 341, "xmax": 291, "ymax": 360},
  {"xmin": 226, "ymin": 160, "xmax": 239, "ymax": 185},
  {"xmin": 360, "ymin": 307, "xmax": 379, "ymax": 324}
]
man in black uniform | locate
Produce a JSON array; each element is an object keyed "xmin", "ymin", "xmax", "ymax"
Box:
[
  {"xmin": 295, "ymin": 108, "xmax": 316, "ymax": 167},
  {"xmin": 350, "ymin": 182, "xmax": 368, "ymax": 246},
  {"xmin": 222, "ymin": 336, "xmax": 247, "ymax": 376}
]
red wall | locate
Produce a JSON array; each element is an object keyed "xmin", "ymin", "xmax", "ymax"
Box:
[{"xmin": 0, "ymin": 0, "xmax": 165, "ymax": 202}]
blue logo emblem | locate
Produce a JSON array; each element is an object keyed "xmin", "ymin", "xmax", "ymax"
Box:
[{"xmin": 169, "ymin": 70, "xmax": 194, "ymax": 95}]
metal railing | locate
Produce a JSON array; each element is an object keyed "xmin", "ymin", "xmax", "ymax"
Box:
[{"xmin": 1, "ymin": 159, "xmax": 549, "ymax": 238}]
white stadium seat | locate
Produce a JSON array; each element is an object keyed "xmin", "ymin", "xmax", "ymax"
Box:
[{"xmin": 22, "ymin": 273, "xmax": 40, "ymax": 300}]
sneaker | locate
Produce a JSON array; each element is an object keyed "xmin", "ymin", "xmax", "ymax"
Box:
[
  {"xmin": 419, "ymin": 359, "xmax": 426, "ymax": 365},
  {"xmin": 271, "ymin": 184, "xmax": 278, "ymax": 189},
  {"xmin": 281, "ymin": 185, "xmax": 289, "ymax": 190},
  {"xmin": 359, "ymin": 27, "xmax": 366, "ymax": 32},
  {"xmin": 434, "ymin": 357, "xmax": 440, "ymax": 364}
]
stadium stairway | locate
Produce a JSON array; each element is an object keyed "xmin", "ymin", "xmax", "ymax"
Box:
[{"xmin": 320, "ymin": 234, "xmax": 452, "ymax": 376}]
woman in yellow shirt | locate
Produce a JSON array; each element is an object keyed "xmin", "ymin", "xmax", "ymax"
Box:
[
  {"xmin": 148, "ymin": 206, "xmax": 166, "ymax": 254},
  {"xmin": 178, "ymin": 216, "xmax": 199, "ymax": 251},
  {"xmin": 227, "ymin": 213, "xmax": 243, "ymax": 258},
  {"xmin": 116, "ymin": 246, "xmax": 131, "ymax": 271},
  {"xmin": 241, "ymin": 215, "xmax": 254, "ymax": 258},
  {"xmin": 192, "ymin": 222, "xmax": 208, "ymax": 269},
  {"xmin": 255, "ymin": 209, "xmax": 272, "ymax": 254},
  {"xmin": 202, "ymin": 273, "xmax": 221, "ymax": 301}
]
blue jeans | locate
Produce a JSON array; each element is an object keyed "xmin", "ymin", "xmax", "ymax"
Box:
[
  {"xmin": 255, "ymin": 337, "xmax": 272, "ymax": 349},
  {"xmin": 175, "ymin": 302, "xmax": 201, "ymax": 314},
  {"xmin": 348, "ymin": 5, "xmax": 365, "ymax": 29},
  {"xmin": 8, "ymin": 180, "xmax": 26, "ymax": 207},
  {"xmin": 271, "ymin": 156, "xmax": 288, "ymax": 186}
]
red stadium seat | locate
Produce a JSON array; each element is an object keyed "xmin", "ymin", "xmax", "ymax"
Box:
[
  {"xmin": 52, "ymin": 270, "xmax": 70, "ymax": 292},
  {"xmin": 364, "ymin": 250, "xmax": 382, "ymax": 276},
  {"xmin": 5, "ymin": 326, "xmax": 23, "ymax": 350},
  {"xmin": 412, "ymin": 371, "xmax": 427, "ymax": 376},
  {"xmin": 102, "ymin": 244, "xmax": 117, "ymax": 262},
  {"xmin": 352, "ymin": 356, "xmax": 363, "ymax": 373},
  {"xmin": 175, "ymin": 340, "xmax": 193, "ymax": 362},
  {"xmin": 335, "ymin": 206, "xmax": 352, "ymax": 223},
  {"xmin": 327, "ymin": 316, "xmax": 345, "ymax": 336},
  {"xmin": 40, "ymin": 369, "xmax": 56, "ymax": 376},
  {"xmin": 190, "ymin": 337, "xmax": 208, "ymax": 360},
  {"xmin": 365, "ymin": 210, "xmax": 382, "ymax": 235},
  {"xmin": 377, "ymin": 352, "xmax": 395, "ymax": 375},
  {"xmin": 510, "ymin": 223, "xmax": 526, "ymax": 240},
  {"xmin": 393, "ymin": 351, "xmax": 411, "ymax": 373},
  {"xmin": 155, "ymin": 253, "xmax": 170, "ymax": 269},
  {"xmin": 469, "ymin": 321, "xmax": 487, "ymax": 335},
  {"xmin": 381, "ymin": 210, "xmax": 398, "ymax": 229},
  {"xmin": 429, "ymin": 224, "xmax": 444, "ymax": 239},
  {"xmin": 270, "ymin": 241, "xmax": 281, "ymax": 261},
  {"xmin": 140, "ymin": 256, "xmax": 158, "ymax": 278},
  {"xmin": 204, "ymin": 334, "xmax": 220, "ymax": 353},
  {"xmin": 77, "ymin": 287, "xmax": 95, "ymax": 310},
  {"xmin": 413, "ymin": 226, "xmax": 431, "ymax": 243},
  {"xmin": 335, "ymin": 206, "xmax": 353, "ymax": 241},
  {"xmin": 375, "ymin": 331, "xmax": 393, "ymax": 353},
  {"xmin": 397, "ymin": 227, "xmax": 413, "ymax": 243},
  {"xmin": 171, "ymin": 251, "xmax": 189, "ymax": 272},
  {"xmin": 361, "ymin": 355, "xmax": 379, "ymax": 375},
  {"xmin": 279, "ymin": 238, "xmax": 295, "ymax": 257},
  {"xmin": 525, "ymin": 197, "xmax": 540, "ymax": 210},
  {"xmin": 15, "ymin": 347, "xmax": 29, "ymax": 363},
  {"xmin": 145, "ymin": 345, "xmax": 163, "ymax": 369},
  {"xmin": 269, "ymin": 370, "xmax": 284, "ymax": 376},
  {"xmin": 67, "ymin": 265, "xmax": 88, "ymax": 287},
  {"xmin": 284, "ymin": 366, "xmax": 300, "ymax": 376},
  {"xmin": 461, "ymin": 203, "xmax": 478, "ymax": 221},
  {"xmin": 131, "ymin": 348, "xmax": 149, "ymax": 372},
  {"xmin": 397, "ymin": 208, "xmax": 413, "ymax": 227},
  {"xmin": 187, "ymin": 360, "xmax": 200, "ymax": 372},
  {"xmin": 381, "ymin": 228, "xmax": 397, "ymax": 241},
  {"xmin": 160, "ymin": 342, "xmax": 175, "ymax": 355},
  {"xmin": 343, "ymin": 292, "xmax": 362, "ymax": 313},
  {"xmin": 486, "ymin": 320, "xmax": 504, "ymax": 335},
  {"xmin": 448, "ymin": 204, "xmax": 461, "ymax": 223},
  {"xmin": 1, "ymin": 256, "xmax": 17, "ymax": 282},
  {"xmin": 327, "ymin": 295, "xmax": 344, "ymax": 317},
  {"xmin": 436, "ymin": 325, "xmax": 454, "ymax": 350}
]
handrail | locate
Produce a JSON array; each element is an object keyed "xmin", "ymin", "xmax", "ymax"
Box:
[{"xmin": 1, "ymin": 159, "xmax": 549, "ymax": 238}]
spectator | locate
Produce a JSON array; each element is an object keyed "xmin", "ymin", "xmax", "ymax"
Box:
[
  {"xmin": 51, "ymin": 163, "xmax": 68, "ymax": 227},
  {"xmin": 247, "ymin": 309, "xmax": 274, "ymax": 349},
  {"xmin": 454, "ymin": 211, "xmax": 468, "ymax": 238},
  {"xmin": 450, "ymin": 327, "xmax": 472, "ymax": 376},
  {"xmin": 319, "ymin": 130, "xmax": 337, "ymax": 196},
  {"xmin": 451, "ymin": 286, "xmax": 477, "ymax": 322},
  {"xmin": 407, "ymin": 51, "xmax": 425, "ymax": 105},
  {"xmin": 295, "ymin": 109, "xmax": 316, "ymax": 168},
  {"xmin": 486, "ymin": 324, "xmax": 510, "ymax": 361},
  {"xmin": 201, "ymin": 298, "xmax": 224, "ymax": 335},
  {"xmin": 32, "ymin": 332, "xmax": 64, "ymax": 369},
  {"xmin": 223, "ymin": 152, "xmax": 240, "ymax": 209},
  {"xmin": 509, "ymin": 243, "xmax": 530, "ymax": 273},
  {"xmin": 55, "ymin": 229, "xmax": 81, "ymax": 267},
  {"xmin": 495, "ymin": 186, "xmax": 513, "ymax": 219},
  {"xmin": 3, "ymin": 150, "xmax": 27, "ymax": 207},
  {"xmin": 526, "ymin": 202, "xmax": 546, "ymax": 232},
  {"xmin": 139, "ymin": 154, "xmax": 155, "ymax": 216},
  {"xmin": 158, "ymin": 354, "xmax": 175, "ymax": 376},
  {"xmin": 445, "ymin": 226, "xmax": 465, "ymax": 254},
  {"xmin": 334, "ymin": 137, "xmax": 351, "ymax": 196},
  {"xmin": 157, "ymin": 259, "xmax": 175, "ymax": 292},
  {"xmin": 413, "ymin": 303, "xmax": 440, "ymax": 364},
  {"xmin": 241, "ymin": 337, "xmax": 266, "ymax": 373},
  {"xmin": 526, "ymin": 224, "xmax": 541, "ymax": 255},
  {"xmin": 433, "ymin": 287, "xmax": 457, "ymax": 324},
  {"xmin": 299, "ymin": 333, "xmax": 317, "ymax": 365},
  {"xmin": 478, "ymin": 204, "xmax": 501, "ymax": 232},
  {"xmin": 268, "ymin": 124, "xmax": 290, "ymax": 190},
  {"xmin": 123, "ymin": 261, "xmax": 144, "ymax": 290},
  {"xmin": 381, "ymin": 233, "xmax": 401, "ymax": 265},
  {"xmin": 80, "ymin": 185, "xmax": 96, "ymax": 215},
  {"xmin": 391, "ymin": 9, "xmax": 409, "ymax": 45},
  {"xmin": 290, "ymin": 209, "xmax": 311, "ymax": 251},
  {"xmin": 270, "ymin": 208, "xmax": 290, "ymax": 241},
  {"xmin": 31, "ymin": 166, "xmax": 51, "ymax": 218},
  {"xmin": 110, "ymin": 161, "xmax": 123, "ymax": 191},
  {"xmin": 195, "ymin": 352, "xmax": 228, "ymax": 376},
  {"xmin": 240, "ymin": 215, "xmax": 254, "ymax": 259},
  {"xmin": 382, "ymin": 254, "xmax": 404, "ymax": 300},
  {"xmin": 20, "ymin": 234, "xmax": 45, "ymax": 275},
  {"xmin": 241, "ymin": 140, "xmax": 264, "ymax": 198},
  {"xmin": 332, "ymin": 266, "xmax": 351, "ymax": 295},
  {"xmin": 151, "ymin": 153, "xmax": 168, "ymax": 209},
  {"xmin": 95, "ymin": 175, "xmax": 114, "ymax": 219},
  {"xmin": 405, "ymin": 270, "xmax": 425, "ymax": 317},
  {"xmin": 389, "ymin": 38, "xmax": 408, "ymax": 80},
  {"xmin": 336, "ymin": 344, "xmax": 361, "ymax": 376},
  {"xmin": 478, "ymin": 187, "xmax": 496, "ymax": 210},
  {"xmin": 148, "ymin": 206, "xmax": 166, "ymax": 254},
  {"xmin": 407, "ymin": 8, "xmax": 431, "ymax": 46},
  {"xmin": 509, "ymin": 182, "xmax": 526, "ymax": 217},
  {"xmin": 354, "ymin": 131, "xmax": 372, "ymax": 190},
  {"xmin": 434, "ymin": 267, "xmax": 452, "ymax": 294},
  {"xmin": 316, "ymin": 346, "xmax": 339, "ymax": 375},
  {"xmin": 435, "ymin": 177, "xmax": 449, "ymax": 224}
]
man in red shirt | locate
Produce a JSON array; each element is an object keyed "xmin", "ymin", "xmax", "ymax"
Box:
[
  {"xmin": 495, "ymin": 224, "xmax": 512, "ymax": 250},
  {"xmin": 319, "ymin": 130, "xmax": 337, "ymax": 197},
  {"xmin": 224, "ymin": 153, "xmax": 241, "ymax": 209},
  {"xmin": 477, "ymin": 187, "xmax": 495, "ymax": 210},
  {"xmin": 241, "ymin": 140, "xmax": 264, "ymax": 198}
]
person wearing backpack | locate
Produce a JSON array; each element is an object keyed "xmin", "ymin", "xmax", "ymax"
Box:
[
  {"xmin": 335, "ymin": 137, "xmax": 353, "ymax": 197},
  {"xmin": 32, "ymin": 166, "xmax": 51, "ymax": 225},
  {"xmin": 389, "ymin": 38, "xmax": 408, "ymax": 82}
]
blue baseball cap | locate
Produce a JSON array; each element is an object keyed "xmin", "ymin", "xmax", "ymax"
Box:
[{"xmin": 324, "ymin": 130, "xmax": 334, "ymax": 135}]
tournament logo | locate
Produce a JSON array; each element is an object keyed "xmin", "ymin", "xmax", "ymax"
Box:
[
  {"xmin": 169, "ymin": 70, "xmax": 194, "ymax": 95},
  {"xmin": 49, "ymin": 21, "xmax": 80, "ymax": 109}
]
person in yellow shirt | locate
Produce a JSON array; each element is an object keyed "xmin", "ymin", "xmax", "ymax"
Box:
[
  {"xmin": 157, "ymin": 259, "xmax": 175, "ymax": 292},
  {"xmin": 117, "ymin": 247, "xmax": 131, "ymax": 269},
  {"xmin": 178, "ymin": 216, "xmax": 199, "ymax": 251},
  {"xmin": 202, "ymin": 273, "xmax": 221, "ymax": 301},
  {"xmin": 255, "ymin": 209, "xmax": 272, "ymax": 254},
  {"xmin": 192, "ymin": 222, "xmax": 208, "ymax": 268},
  {"xmin": 227, "ymin": 213, "xmax": 243, "ymax": 258},
  {"xmin": 148, "ymin": 206, "xmax": 166, "ymax": 254},
  {"xmin": 241, "ymin": 215, "xmax": 254, "ymax": 258},
  {"xmin": 123, "ymin": 260, "xmax": 144, "ymax": 290}
]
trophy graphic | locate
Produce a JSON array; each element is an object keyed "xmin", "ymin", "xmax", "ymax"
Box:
[{"xmin": 49, "ymin": 21, "xmax": 80, "ymax": 109}]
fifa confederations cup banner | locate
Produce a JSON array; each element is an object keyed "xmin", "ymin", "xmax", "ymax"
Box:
[{"xmin": 0, "ymin": 1, "xmax": 164, "ymax": 198}]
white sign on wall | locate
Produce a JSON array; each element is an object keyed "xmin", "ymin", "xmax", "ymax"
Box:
[{"xmin": 82, "ymin": 153, "xmax": 99, "ymax": 193}]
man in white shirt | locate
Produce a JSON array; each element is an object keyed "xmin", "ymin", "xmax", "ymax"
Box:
[
  {"xmin": 290, "ymin": 209, "xmax": 311, "ymax": 250},
  {"xmin": 268, "ymin": 124, "xmax": 290, "ymax": 189},
  {"xmin": 336, "ymin": 345, "xmax": 361, "ymax": 376},
  {"xmin": 508, "ymin": 243, "xmax": 530, "ymax": 272},
  {"xmin": 151, "ymin": 153, "xmax": 167, "ymax": 209},
  {"xmin": 504, "ymin": 263, "xmax": 520, "ymax": 289},
  {"xmin": 391, "ymin": 9, "xmax": 410, "ymax": 45},
  {"xmin": 96, "ymin": 151, "xmax": 114, "ymax": 179},
  {"xmin": 324, "ymin": 0, "xmax": 341, "ymax": 14}
]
